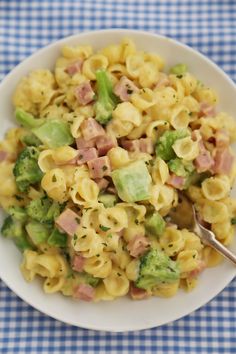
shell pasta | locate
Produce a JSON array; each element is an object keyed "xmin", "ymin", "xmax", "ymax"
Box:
[{"xmin": 0, "ymin": 38, "xmax": 236, "ymax": 303}]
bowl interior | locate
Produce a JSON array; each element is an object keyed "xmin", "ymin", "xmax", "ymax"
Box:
[{"xmin": 0, "ymin": 29, "xmax": 236, "ymax": 332}]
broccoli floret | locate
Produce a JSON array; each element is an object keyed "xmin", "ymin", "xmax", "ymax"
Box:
[
  {"xmin": 111, "ymin": 161, "xmax": 152, "ymax": 202},
  {"xmin": 21, "ymin": 133, "xmax": 42, "ymax": 147},
  {"xmin": 155, "ymin": 130, "xmax": 189, "ymax": 161},
  {"xmin": 168, "ymin": 158, "xmax": 195, "ymax": 177},
  {"xmin": 95, "ymin": 69, "xmax": 118, "ymax": 125},
  {"xmin": 7, "ymin": 206, "xmax": 27, "ymax": 222},
  {"xmin": 26, "ymin": 221, "xmax": 51, "ymax": 245},
  {"xmin": 32, "ymin": 120, "xmax": 74, "ymax": 148},
  {"xmin": 15, "ymin": 108, "xmax": 45, "ymax": 129},
  {"xmin": 135, "ymin": 249, "xmax": 180, "ymax": 290},
  {"xmin": 48, "ymin": 228, "xmax": 67, "ymax": 247},
  {"xmin": 1, "ymin": 215, "xmax": 22, "ymax": 238},
  {"xmin": 79, "ymin": 273, "xmax": 100, "ymax": 287},
  {"xmin": 1, "ymin": 215, "xmax": 33, "ymax": 251},
  {"xmin": 145, "ymin": 212, "xmax": 166, "ymax": 237},
  {"xmin": 26, "ymin": 196, "xmax": 62, "ymax": 224},
  {"xmin": 13, "ymin": 147, "xmax": 43, "ymax": 192},
  {"xmin": 170, "ymin": 63, "xmax": 188, "ymax": 76},
  {"xmin": 98, "ymin": 193, "xmax": 118, "ymax": 208}
]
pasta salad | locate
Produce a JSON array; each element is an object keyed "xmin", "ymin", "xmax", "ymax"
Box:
[{"xmin": 1, "ymin": 38, "xmax": 236, "ymax": 302}]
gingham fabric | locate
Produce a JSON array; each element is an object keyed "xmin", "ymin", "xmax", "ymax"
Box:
[{"xmin": 0, "ymin": 1, "xmax": 236, "ymax": 353}]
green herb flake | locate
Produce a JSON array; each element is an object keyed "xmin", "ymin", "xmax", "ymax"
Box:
[
  {"xmin": 99, "ymin": 224, "xmax": 111, "ymax": 232},
  {"xmin": 231, "ymin": 218, "xmax": 236, "ymax": 225}
]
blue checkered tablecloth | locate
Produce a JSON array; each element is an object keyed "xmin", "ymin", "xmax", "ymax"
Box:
[{"xmin": 0, "ymin": 1, "xmax": 236, "ymax": 353}]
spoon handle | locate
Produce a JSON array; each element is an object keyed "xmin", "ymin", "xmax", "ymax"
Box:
[{"xmin": 208, "ymin": 237, "xmax": 236, "ymax": 266}]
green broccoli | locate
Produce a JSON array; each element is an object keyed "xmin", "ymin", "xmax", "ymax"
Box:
[
  {"xmin": 1, "ymin": 215, "xmax": 33, "ymax": 251},
  {"xmin": 155, "ymin": 130, "xmax": 189, "ymax": 161},
  {"xmin": 78, "ymin": 273, "xmax": 100, "ymax": 287},
  {"xmin": 145, "ymin": 212, "xmax": 166, "ymax": 237},
  {"xmin": 48, "ymin": 228, "xmax": 67, "ymax": 247},
  {"xmin": 15, "ymin": 108, "xmax": 45, "ymax": 129},
  {"xmin": 168, "ymin": 158, "xmax": 195, "ymax": 177},
  {"xmin": 135, "ymin": 249, "xmax": 180, "ymax": 290},
  {"xmin": 98, "ymin": 193, "xmax": 118, "ymax": 208},
  {"xmin": 111, "ymin": 161, "xmax": 152, "ymax": 202},
  {"xmin": 26, "ymin": 196, "xmax": 62, "ymax": 224},
  {"xmin": 21, "ymin": 133, "xmax": 42, "ymax": 147},
  {"xmin": 95, "ymin": 69, "xmax": 118, "ymax": 125},
  {"xmin": 26, "ymin": 221, "xmax": 51, "ymax": 245},
  {"xmin": 170, "ymin": 63, "xmax": 188, "ymax": 76},
  {"xmin": 7, "ymin": 206, "xmax": 28, "ymax": 222},
  {"xmin": 32, "ymin": 120, "xmax": 74, "ymax": 148},
  {"xmin": 13, "ymin": 147, "xmax": 43, "ymax": 192}
]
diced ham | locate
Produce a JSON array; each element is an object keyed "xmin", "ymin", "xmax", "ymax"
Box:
[
  {"xmin": 215, "ymin": 129, "xmax": 230, "ymax": 149},
  {"xmin": 0, "ymin": 151, "xmax": 8, "ymax": 162},
  {"xmin": 107, "ymin": 186, "xmax": 117, "ymax": 195},
  {"xmin": 76, "ymin": 137, "xmax": 96, "ymax": 149},
  {"xmin": 121, "ymin": 138, "xmax": 153, "ymax": 154},
  {"xmin": 212, "ymin": 148, "xmax": 234, "ymax": 174},
  {"xmin": 96, "ymin": 135, "xmax": 117, "ymax": 156},
  {"xmin": 76, "ymin": 148, "xmax": 98, "ymax": 165},
  {"xmin": 114, "ymin": 76, "xmax": 139, "ymax": 101},
  {"xmin": 130, "ymin": 283, "xmax": 149, "ymax": 300},
  {"xmin": 167, "ymin": 174, "xmax": 185, "ymax": 190},
  {"xmin": 74, "ymin": 81, "xmax": 95, "ymax": 106},
  {"xmin": 65, "ymin": 60, "xmax": 83, "ymax": 76},
  {"xmin": 194, "ymin": 140, "xmax": 214, "ymax": 173},
  {"xmin": 87, "ymin": 156, "xmax": 111, "ymax": 179},
  {"xmin": 120, "ymin": 138, "xmax": 140, "ymax": 152},
  {"xmin": 199, "ymin": 102, "xmax": 216, "ymax": 117},
  {"xmin": 94, "ymin": 178, "xmax": 109, "ymax": 190},
  {"xmin": 194, "ymin": 153, "xmax": 215, "ymax": 173},
  {"xmin": 55, "ymin": 208, "xmax": 80, "ymax": 237},
  {"xmin": 127, "ymin": 235, "xmax": 150, "ymax": 258},
  {"xmin": 80, "ymin": 118, "xmax": 105, "ymax": 141},
  {"xmin": 189, "ymin": 260, "xmax": 206, "ymax": 278},
  {"xmin": 155, "ymin": 72, "xmax": 170, "ymax": 89},
  {"xmin": 139, "ymin": 138, "xmax": 154, "ymax": 154},
  {"xmin": 73, "ymin": 284, "xmax": 95, "ymax": 301},
  {"xmin": 72, "ymin": 254, "xmax": 85, "ymax": 272}
]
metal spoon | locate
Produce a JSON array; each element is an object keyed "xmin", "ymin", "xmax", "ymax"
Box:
[{"xmin": 169, "ymin": 194, "xmax": 236, "ymax": 266}]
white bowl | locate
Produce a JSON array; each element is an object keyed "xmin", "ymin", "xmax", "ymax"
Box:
[{"xmin": 0, "ymin": 29, "xmax": 236, "ymax": 332}]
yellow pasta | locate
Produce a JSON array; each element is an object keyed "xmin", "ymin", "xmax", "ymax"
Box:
[
  {"xmin": 41, "ymin": 168, "xmax": 68, "ymax": 202},
  {"xmin": 172, "ymin": 136, "xmax": 199, "ymax": 160},
  {"xmin": 72, "ymin": 228, "xmax": 104, "ymax": 258},
  {"xmin": 160, "ymin": 227, "xmax": 185, "ymax": 257},
  {"xmin": 103, "ymin": 267, "xmax": 129, "ymax": 297},
  {"xmin": 70, "ymin": 177, "xmax": 99, "ymax": 206},
  {"xmin": 201, "ymin": 176, "xmax": 230, "ymax": 201},
  {"xmin": 107, "ymin": 147, "xmax": 130, "ymax": 169},
  {"xmin": 152, "ymin": 280, "xmax": 179, "ymax": 298},
  {"xmin": 151, "ymin": 157, "xmax": 170, "ymax": 184},
  {"xmin": 84, "ymin": 253, "xmax": 112, "ymax": 278},
  {"xmin": 131, "ymin": 88, "xmax": 157, "ymax": 111},
  {"xmin": 82, "ymin": 54, "xmax": 109, "ymax": 80}
]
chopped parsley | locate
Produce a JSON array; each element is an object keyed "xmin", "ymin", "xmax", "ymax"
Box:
[
  {"xmin": 231, "ymin": 218, "xmax": 236, "ymax": 225},
  {"xmin": 100, "ymin": 225, "xmax": 111, "ymax": 232},
  {"xmin": 75, "ymin": 217, "xmax": 80, "ymax": 224}
]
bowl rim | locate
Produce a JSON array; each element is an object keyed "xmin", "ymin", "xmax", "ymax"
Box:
[{"xmin": 0, "ymin": 28, "xmax": 236, "ymax": 332}]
